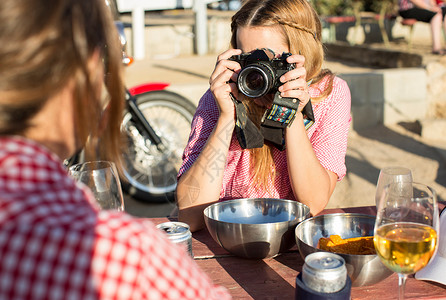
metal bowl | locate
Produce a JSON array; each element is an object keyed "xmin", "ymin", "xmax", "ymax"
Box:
[
  {"xmin": 204, "ymin": 198, "xmax": 310, "ymax": 259},
  {"xmin": 295, "ymin": 213, "xmax": 393, "ymax": 287}
]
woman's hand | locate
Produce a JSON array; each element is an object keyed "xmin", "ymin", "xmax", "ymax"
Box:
[
  {"xmin": 209, "ymin": 49, "xmax": 242, "ymax": 120},
  {"xmin": 278, "ymin": 54, "xmax": 310, "ymax": 114}
]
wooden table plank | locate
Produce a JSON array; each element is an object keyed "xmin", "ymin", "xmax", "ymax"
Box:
[
  {"xmin": 351, "ymin": 274, "xmax": 446, "ymax": 299},
  {"xmin": 195, "ymin": 252, "xmax": 303, "ymax": 299},
  {"xmin": 196, "ymin": 252, "xmax": 446, "ymax": 299},
  {"xmin": 149, "ymin": 205, "xmax": 446, "ymax": 299}
]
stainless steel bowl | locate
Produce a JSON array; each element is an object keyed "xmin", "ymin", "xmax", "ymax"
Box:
[
  {"xmin": 295, "ymin": 213, "xmax": 393, "ymax": 287},
  {"xmin": 204, "ymin": 198, "xmax": 310, "ymax": 259}
]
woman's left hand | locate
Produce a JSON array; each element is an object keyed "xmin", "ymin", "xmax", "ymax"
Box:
[{"xmin": 278, "ymin": 54, "xmax": 310, "ymax": 114}]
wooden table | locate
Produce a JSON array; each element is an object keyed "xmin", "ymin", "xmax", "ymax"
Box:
[{"xmin": 152, "ymin": 206, "xmax": 446, "ymax": 299}]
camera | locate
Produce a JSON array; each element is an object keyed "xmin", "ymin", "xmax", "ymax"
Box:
[{"xmin": 229, "ymin": 48, "xmax": 294, "ymax": 98}]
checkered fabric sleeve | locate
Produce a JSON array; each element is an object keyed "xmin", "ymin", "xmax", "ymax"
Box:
[
  {"xmin": 0, "ymin": 136, "xmax": 231, "ymax": 300},
  {"xmin": 308, "ymin": 76, "xmax": 351, "ymax": 181},
  {"xmin": 177, "ymin": 90, "xmax": 221, "ymax": 180},
  {"xmin": 92, "ymin": 213, "xmax": 231, "ymax": 299}
]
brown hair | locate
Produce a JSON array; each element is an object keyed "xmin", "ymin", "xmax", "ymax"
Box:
[
  {"xmin": 230, "ymin": 0, "xmax": 335, "ymax": 189},
  {"xmin": 0, "ymin": 0, "xmax": 124, "ymax": 165}
]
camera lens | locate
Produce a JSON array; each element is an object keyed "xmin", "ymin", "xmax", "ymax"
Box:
[
  {"xmin": 245, "ymin": 71, "xmax": 264, "ymax": 92},
  {"xmin": 237, "ymin": 63, "xmax": 274, "ymax": 98}
]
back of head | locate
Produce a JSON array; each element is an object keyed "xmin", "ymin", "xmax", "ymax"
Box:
[
  {"xmin": 230, "ymin": 0, "xmax": 324, "ymax": 80},
  {"xmin": 0, "ymin": 0, "xmax": 124, "ymax": 162}
]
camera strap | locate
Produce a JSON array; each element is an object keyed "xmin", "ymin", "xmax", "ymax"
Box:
[
  {"xmin": 231, "ymin": 94, "xmax": 264, "ymax": 149},
  {"xmin": 231, "ymin": 92, "xmax": 314, "ymax": 151},
  {"xmin": 260, "ymin": 91, "xmax": 314, "ymax": 150}
]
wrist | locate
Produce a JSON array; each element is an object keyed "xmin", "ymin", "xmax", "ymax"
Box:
[
  {"xmin": 219, "ymin": 111, "xmax": 236, "ymax": 125},
  {"xmin": 292, "ymin": 112, "xmax": 305, "ymax": 126},
  {"xmin": 287, "ymin": 112, "xmax": 305, "ymax": 132},
  {"xmin": 294, "ymin": 111, "xmax": 304, "ymax": 121},
  {"xmin": 216, "ymin": 113, "xmax": 236, "ymax": 140}
]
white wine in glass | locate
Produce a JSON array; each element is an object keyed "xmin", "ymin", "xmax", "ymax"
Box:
[
  {"xmin": 374, "ymin": 182, "xmax": 439, "ymax": 300},
  {"xmin": 69, "ymin": 160, "xmax": 125, "ymax": 211}
]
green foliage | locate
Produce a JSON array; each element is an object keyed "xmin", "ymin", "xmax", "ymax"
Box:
[
  {"xmin": 371, "ymin": 0, "xmax": 398, "ymax": 15},
  {"xmin": 310, "ymin": 0, "xmax": 354, "ymax": 16},
  {"xmin": 362, "ymin": 0, "xmax": 397, "ymax": 13},
  {"xmin": 310, "ymin": 0, "xmax": 397, "ymax": 16}
]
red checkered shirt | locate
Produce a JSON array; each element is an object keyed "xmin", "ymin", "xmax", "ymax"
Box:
[
  {"xmin": 0, "ymin": 136, "xmax": 231, "ymax": 299},
  {"xmin": 178, "ymin": 76, "xmax": 351, "ymax": 201}
]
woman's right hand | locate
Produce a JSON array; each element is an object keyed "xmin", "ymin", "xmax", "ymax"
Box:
[{"xmin": 209, "ymin": 49, "xmax": 243, "ymax": 120}]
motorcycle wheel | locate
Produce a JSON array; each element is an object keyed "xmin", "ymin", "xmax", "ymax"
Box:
[{"xmin": 121, "ymin": 90, "xmax": 196, "ymax": 203}]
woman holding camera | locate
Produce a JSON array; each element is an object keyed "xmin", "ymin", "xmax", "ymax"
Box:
[{"xmin": 176, "ymin": 0, "xmax": 351, "ymax": 232}]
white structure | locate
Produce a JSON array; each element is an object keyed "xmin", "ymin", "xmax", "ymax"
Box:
[{"xmin": 116, "ymin": 0, "xmax": 218, "ymax": 59}]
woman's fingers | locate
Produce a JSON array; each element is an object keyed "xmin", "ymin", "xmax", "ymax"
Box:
[
  {"xmin": 278, "ymin": 66, "xmax": 309, "ymax": 102},
  {"xmin": 280, "ymin": 67, "xmax": 307, "ymax": 83},
  {"xmin": 209, "ymin": 49, "xmax": 242, "ymax": 84},
  {"xmin": 210, "ymin": 60, "xmax": 241, "ymax": 84},
  {"xmin": 281, "ymin": 88, "xmax": 310, "ymax": 105},
  {"xmin": 209, "ymin": 49, "xmax": 243, "ymax": 116},
  {"xmin": 278, "ymin": 77, "xmax": 307, "ymax": 92},
  {"xmin": 285, "ymin": 53, "xmax": 305, "ymax": 66},
  {"xmin": 212, "ymin": 82, "xmax": 239, "ymax": 102},
  {"xmin": 211, "ymin": 69, "xmax": 239, "ymax": 99},
  {"xmin": 276, "ymin": 54, "xmax": 311, "ymax": 112}
]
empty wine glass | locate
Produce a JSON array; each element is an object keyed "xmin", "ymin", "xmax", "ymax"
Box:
[
  {"xmin": 69, "ymin": 161, "xmax": 125, "ymax": 211},
  {"xmin": 375, "ymin": 166, "xmax": 413, "ymax": 208},
  {"xmin": 374, "ymin": 182, "xmax": 439, "ymax": 300}
]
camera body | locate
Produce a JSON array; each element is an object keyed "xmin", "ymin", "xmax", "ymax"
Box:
[{"xmin": 230, "ymin": 48, "xmax": 293, "ymax": 98}]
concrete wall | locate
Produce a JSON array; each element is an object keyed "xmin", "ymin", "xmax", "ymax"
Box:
[
  {"xmin": 328, "ymin": 16, "xmax": 433, "ymax": 46},
  {"xmin": 426, "ymin": 59, "xmax": 446, "ymax": 119},
  {"xmin": 123, "ymin": 11, "xmax": 232, "ymax": 59},
  {"xmin": 340, "ymin": 69, "xmax": 427, "ymax": 131}
]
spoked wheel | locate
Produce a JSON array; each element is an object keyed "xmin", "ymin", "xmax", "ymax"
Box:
[{"xmin": 121, "ymin": 90, "xmax": 196, "ymax": 203}]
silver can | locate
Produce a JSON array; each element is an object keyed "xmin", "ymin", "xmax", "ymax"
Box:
[
  {"xmin": 156, "ymin": 221, "xmax": 193, "ymax": 257},
  {"xmin": 302, "ymin": 252, "xmax": 347, "ymax": 293}
]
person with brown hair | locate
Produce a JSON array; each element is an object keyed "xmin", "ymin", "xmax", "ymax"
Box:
[
  {"xmin": 399, "ymin": 0, "xmax": 445, "ymax": 54},
  {"xmin": 0, "ymin": 0, "xmax": 230, "ymax": 298},
  {"xmin": 176, "ymin": 0, "xmax": 352, "ymax": 232}
]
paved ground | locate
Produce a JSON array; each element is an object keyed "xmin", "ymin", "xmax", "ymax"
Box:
[{"xmin": 122, "ymin": 52, "xmax": 446, "ymax": 218}]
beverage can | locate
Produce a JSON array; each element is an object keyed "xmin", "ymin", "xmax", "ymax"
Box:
[
  {"xmin": 302, "ymin": 252, "xmax": 347, "ymax": 293},
  {"xmin": 156, "ymin": 221, "xmax": 193, "ymax": 257}
]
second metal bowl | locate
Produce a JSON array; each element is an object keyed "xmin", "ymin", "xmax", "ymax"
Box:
[{"xmin": 295, "ymin": 213, "xmax": 393, "ymax": 286}]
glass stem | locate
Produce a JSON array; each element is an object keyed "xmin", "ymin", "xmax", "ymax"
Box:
[{"xmin": 398, "ymin": 273, "xmax": 407, "ymax": 300}]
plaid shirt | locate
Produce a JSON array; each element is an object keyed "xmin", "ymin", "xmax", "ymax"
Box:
[
  {"xmin": 0, "ymin": 136, "xmax": 230, "ymax": 300},
  {"xmin": 178, "ymin": 76, "xmax": 351, "ymax": 201}
]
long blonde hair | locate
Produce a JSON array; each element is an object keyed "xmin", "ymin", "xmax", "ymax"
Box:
[
  {"xmin": 230, "ymin": 0, "xmax": 334, "ymax": 189},
  {"xmin": 0, "ymin": 0, "xmax": 124, "ymax": 165}
]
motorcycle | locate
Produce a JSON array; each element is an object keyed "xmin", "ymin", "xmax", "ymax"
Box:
[
  {"xmin": 116, "ymin": 13, "xmax": 197, "ymax": 203},
  {"xmin": 68, "ymin": 2, "xmax": 197, "ymax": 203},
  {"xmin": 122, "ymin": 80, "xmax": 196, "ymax": 203}
]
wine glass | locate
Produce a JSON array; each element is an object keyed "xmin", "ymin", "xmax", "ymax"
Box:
[
  {"xmin": 374, "ymin": 182, "xmax": 439, "ymax": 300},
  {"xmin": 375, "ymin": 166, "xmax": 413, "ymax": 208},
  {"xmin": 69, "ymin": 161, "xmax": 125, "ymax": 211}
]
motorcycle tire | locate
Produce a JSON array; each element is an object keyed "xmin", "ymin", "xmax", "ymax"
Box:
[{"xmin": 121, "ymin": 90, "xmax": 196, "ymax": 203}]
